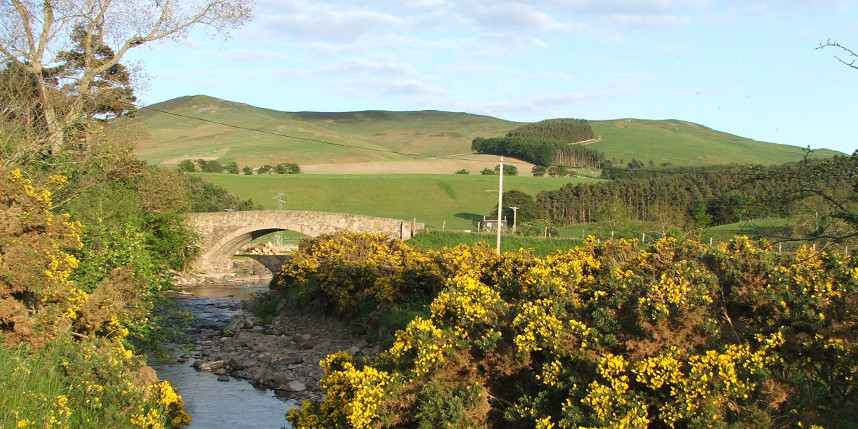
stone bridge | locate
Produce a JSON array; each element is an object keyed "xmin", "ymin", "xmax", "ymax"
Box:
[{"xmin": 186, "ymin": 210, "xmax": 423, "ymax": 273}]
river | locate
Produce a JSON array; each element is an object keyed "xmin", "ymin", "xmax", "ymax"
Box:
[{"xmin": 151, "ymin": 283, "xmax": 296, "ymax": 429}]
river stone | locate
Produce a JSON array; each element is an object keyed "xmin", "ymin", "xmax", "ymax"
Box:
[
  {"xmin": 216, "ymin": 374, "xmax": 230, "ymax": 382},
  {"xmin": 193, "ymin": 360, "xmax": 211, "ymax": 372},
  {"xmin": 277, "ymin": 356, "xmax": 303, "ymax": 365},
  {"xmin": 222, "ymin": 315, "xmax": 247, "ymax": 337},
  {"xmin": 279, "ymin": 381, "xmax": 307, "ymax": 392}
]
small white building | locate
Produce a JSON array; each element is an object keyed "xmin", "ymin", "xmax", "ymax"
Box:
[{"xmin": 479, "ymin": 216, "xmax": 507, "ymax": 231}]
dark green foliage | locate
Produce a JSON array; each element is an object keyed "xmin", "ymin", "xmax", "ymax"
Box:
[
  {"xmin": 253, "ymin": 295, "xmax": 285, "ymax": 326},
  {"xmin": 481, "ymin": 168, "xmax": 495, "ymax": 175},
  {"xmin": 242, "ymin": 166, "xmax": 253, "ymax": 175},
  {"xmin": 548, "ymin": 165, "xmax": 571, "ymax": 177},
  {"xmin": 183, "ymin": 175, "xmax": 261, "ymax": 212},
  {"xmin": 455, "ymin": 169, "xmax": 469, "ymax": 175},
  {"xmin": 539, "ymin": 159, "xmax": 856, "ymax": 237},
  {"xmin": 532, "ymin": 165, "xmax": 546, "ymax": 176},
  {"xmin": 490, "ymin": 190, "xmax": 539, "ymax": 227},
  {"xmin": 258, "ymin": 164, "xmax": 273, "ymax": 174},
  {"xmin": 516, "ymin": 219, "xmax": 560, "ymax": 237},
  {"xmin": 224, "ymin": 161, "xmax": 239, "ymax": 174},
  {"xmin": 626, "ymin": 158, "xmax": 645, "ymax": 170},
  {"xmin": 494, "ymin": 164, "xmax": 518, "ymax": 176},
  {"xmin": 177, "ymin": 159, "xmax": 195, "ymax": 172},
  {"xmin": 55, "ymin": 25, "xmax": 137, "ymax": 120},
  {"xmin": 472, "ymin": 135, "xmax": 604, "ymax": 167},
  {"xmin": 593, "ymin": 201, "xmax": 635, "ymax": 238},
  {"xmin": 274, "ymin": 162, "xmax": 300, "ymax": 174},
  {"xmin": 195, "ymin": 159, "xmax": 223, "ymax": 173},
  {"xmin": 506, "ymin": 118, "xmax": 595, "ymax": 143},
  {"xmin": 416, "ymin": 382, "xmax": 483, "ymax": 429}
]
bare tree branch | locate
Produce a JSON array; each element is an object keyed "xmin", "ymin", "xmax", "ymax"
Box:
[{"xmin": 818, "ymin": 39, "xmax": 858, "ymax": 70}]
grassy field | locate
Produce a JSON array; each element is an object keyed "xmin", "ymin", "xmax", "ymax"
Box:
[
  {"xmin": 589, "ymin": 119, "xmax": 837, "ymax": 166},
  {"xmin": 129, "ymin": 95, "xmax": 841, "ymax": 171},
  {"xmin": 195, "ymin": 172, "xmax": 597, "ymax": 230},
  {"xmin": 408, "ymin": 231, "xmax": 583, "ymax": 256}
]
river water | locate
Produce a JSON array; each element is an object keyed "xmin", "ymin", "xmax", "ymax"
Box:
[{"xmin": 151, "ymin": 284, "xmax": 296, "ymax": 429}]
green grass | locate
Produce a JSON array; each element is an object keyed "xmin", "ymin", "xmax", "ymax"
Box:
[
  {"xmin": 590, "ymin": 119, "xmax": 839, "ymax": 166},
  {"xmin": 127, "ymin": 95, "xmax": 842, "ymax": 169},
  {"xmin": 0, "ymin": 340, "xmax": 183, "ymax": 429},
  {"xmin": 194, "ymin": 173, "xmax": 598, "ymax": 230},
  {"xmin": 408, "ymin": 231, "xmax": 583, "ymax": 256},
  {"xmin": 131, "ymin": 95, "xmax": 519, "ymax": 166}
]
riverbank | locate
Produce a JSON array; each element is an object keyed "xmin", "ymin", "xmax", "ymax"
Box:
[{"xmin": 184, "ymin": 288, "xmax": 378, "ymax": 403}]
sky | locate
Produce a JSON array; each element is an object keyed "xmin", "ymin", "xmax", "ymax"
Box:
[{"xmin": 125, "ymin": 0, "xmax": 858, "ymax": 154}]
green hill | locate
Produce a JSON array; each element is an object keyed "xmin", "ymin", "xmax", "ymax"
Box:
[
  {"xmin": 127, "ymin": 95, "xmax": 840, "ymax": 169},
  {"xmin": 130, "ymin": 95, "xmax": 518, "ymax": 167},
  {"xmin": 588, "ymin": 119, "xmax": 838, "ymax": 166}
]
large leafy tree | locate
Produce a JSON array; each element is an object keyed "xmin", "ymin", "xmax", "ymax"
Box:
[{"xmin": 0, "ymin": 0, "xmax": 252, "ymax": 156}]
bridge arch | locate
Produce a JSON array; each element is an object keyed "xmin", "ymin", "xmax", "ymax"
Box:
[{"xmin": 187, "ymin": 210, "xmax": 421, "ymax": 273}]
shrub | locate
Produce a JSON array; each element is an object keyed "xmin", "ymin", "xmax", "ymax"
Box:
[
  {"xmin": 0, "ymin": 338, "xmax": 189, "ymax": 428},
  {"xmin": 455, "ymin": 169, "xmax": 469, "ymax": 175},
  {"xmin": 287, "ymin": 236, "xmax": 858, "ymax": 429}
]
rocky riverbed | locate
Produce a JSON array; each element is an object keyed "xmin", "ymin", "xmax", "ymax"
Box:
[{"xmin": 180, "ymin": 287, "xmax": 379, "ymax": 403}]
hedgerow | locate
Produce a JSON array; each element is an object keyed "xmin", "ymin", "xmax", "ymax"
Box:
[{"xmin": 279, "ymin": 232, "xmax": 858, "ymax": 429}]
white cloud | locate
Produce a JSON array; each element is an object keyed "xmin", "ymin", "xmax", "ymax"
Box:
[
  {"xmin": 475, "ymin": 33, "xmax": 550, "ymax": 55},
  {"xmin": 465, "ymin": 2, "xmax": 574, "ymax": 31},
  {"xmin": 223, "ymin": 49, "xmax": 292, "ymax": 62},
  {"xmin": 255, "ymin": 1, "xmax": 406, "ymax": 42},
  {"xmin": 332, "ymin": 77, "xmax": 449, "ymax": 98},
  {"xmin": 323, "ymin": 57, "xmax": 419, "ymax": 78},
  {"xmin": 553, "ymin": 0, "xmax": 701, "ymax": 14},
  {"xmin": 600, "ymin": 13, "xmax": 692, "ymax": 29}
]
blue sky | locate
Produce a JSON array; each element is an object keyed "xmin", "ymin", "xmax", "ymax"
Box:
[{"xmin": 126, "ymin": 0, "xmax": 858, "ymax": 154}]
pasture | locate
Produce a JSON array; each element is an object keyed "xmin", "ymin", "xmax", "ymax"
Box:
[{"xmin": 195, "ymin": 172, "xmax": 598, "ymax": 230}]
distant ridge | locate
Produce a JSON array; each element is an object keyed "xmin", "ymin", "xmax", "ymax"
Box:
[{"xmin": 128, "ymin": 95, "xmax": 840, "ymax": 171}]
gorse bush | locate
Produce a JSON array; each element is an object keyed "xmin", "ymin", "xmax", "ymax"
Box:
[
  {"xmin": 0, "ymin": 339, "xmax": 190, "ymax": 429},
  {"xmin": 283, "ymin": 232, "xmax": 858, "ymax": 429},
  {"xmin": 1, "ymin": 167, "xmax": 192, "ymax": 428}
]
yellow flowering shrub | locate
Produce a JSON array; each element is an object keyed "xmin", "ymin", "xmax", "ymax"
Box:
[
  {"xmin": 275, "ymin": 232, "xmax": 444, "ymax": 315},
  {"xmin": 1, "ymin": 338, "xmax": 189, "ymax": 428},
  {"xmin": 289, "ymin": 351, "xmax": 391, "ymax": 429},
  {"xmin": 286, "ymin": 234, "xmax": 858, "ymax": 429},
  {"xmin": 1, "ymin": 168, "xmax": 84, "ymax": 345}
]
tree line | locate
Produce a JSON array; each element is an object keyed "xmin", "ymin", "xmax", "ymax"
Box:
[
  {"xmin": 472, "ymin": 136, "xmax": 604, "ymax": 167},
  {"xmin": 536, "ymin": 157, "xmax": 858, "ymax": 235},
  {"xmin": 178, "ymin": 159, "xmax": 300, "ymax": 175},
  {"xmin": 506, "ymin": 118, "xmax": 595, "ymax": 142},
  {"xmin": 471, "ymin": 118, "xmax": 604, "ymax": 168}
]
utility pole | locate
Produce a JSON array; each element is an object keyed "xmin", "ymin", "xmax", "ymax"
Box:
[
  {"xmin": 496, "ymin": 157, "xmax": 504, "ymax": 254},
  {"xmin": 510, "ymin": 206, "xmax": 519, "ymax": 235}
]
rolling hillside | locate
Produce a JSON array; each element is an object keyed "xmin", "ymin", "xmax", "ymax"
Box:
[{"xmin": 128, "ymin": 95, "xmax": 840, "ymax": 171}]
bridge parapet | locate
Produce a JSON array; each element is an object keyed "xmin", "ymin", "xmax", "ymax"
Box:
[{"xmin": 187, "ymin": 210, "xmax": 423, "ymax": 274}]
